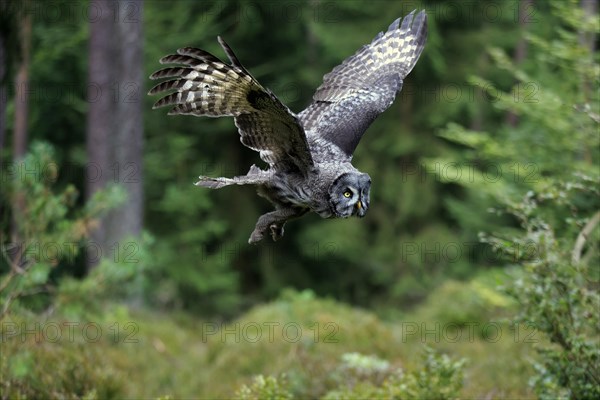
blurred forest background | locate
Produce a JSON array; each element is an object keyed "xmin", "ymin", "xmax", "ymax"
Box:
[{"xmin": 0, "ymin": 0, "xmax": 598, "ymax": 398}]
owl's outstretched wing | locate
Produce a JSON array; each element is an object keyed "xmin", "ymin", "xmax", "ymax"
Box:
[
  {"xmin": 299, "ymin": 10, "xmax": 427, "ymax": 157},
  {"xmin": 149, "ymin": 38, "xmax": 314, "ymax": 174}
]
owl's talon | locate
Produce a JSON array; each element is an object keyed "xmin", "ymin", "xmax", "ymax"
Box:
[
  {"xmin": 270, "ymin": 224, "xmax": 284, "ymax": 241},
  {"xmin": 248, "ymin": 229, "xmax": 265, "ymax": 244}
]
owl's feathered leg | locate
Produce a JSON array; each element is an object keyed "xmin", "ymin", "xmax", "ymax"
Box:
[
  {"xmin": 249, "ymin": 208, "xmax": 307, "ymax": 244},
  {"xmin": 195, "ymin": 164, "xmax": 270, "ymax": 189}
]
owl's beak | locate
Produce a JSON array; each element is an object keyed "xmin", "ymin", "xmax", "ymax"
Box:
[{"xmin": 354, "ymin": 200, "xmax": 367, "ymax": 217}]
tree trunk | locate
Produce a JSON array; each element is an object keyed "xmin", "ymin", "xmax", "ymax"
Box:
[
  {"xmin": 86, "ymin": 0, "xmax": 114, "ymax": 268},
  {"xmin": 10, "ymin": 3, "xmax": 31, "ymax": 249},
  {"xmin": 0, "ymin": 31, "xmax": 6, "ymax": 158},
  {"xmin": 86, "ymin": 0, "xmax": 144, "ymax": 270},
  {"xmin": 12, "ymin": 4, "xmax": 31, "ymax": 159},
  {"xmin": 110, "ymin": 0, "xmax": 144, "ymax": 243}
]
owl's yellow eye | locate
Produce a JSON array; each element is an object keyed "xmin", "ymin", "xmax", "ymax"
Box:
[{"xmin": 343, "ymin": 191, "xmax": 352, "ymax": 198}]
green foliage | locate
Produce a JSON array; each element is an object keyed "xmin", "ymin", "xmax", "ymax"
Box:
[
  {"xmin": 494, "ymin": 182, "xmax": 600, "ymax": 400},
  {"xmin": 434, "ymin": 1, "xmax": 600, "ymax": 398},
  {"xmin": 396, "ymin": 270, "xmax": 536, "ymax": 398},
  {"xmin": 236, "ymin": 375, "xmax": 293, "ymax": 400},
  {"xmin": 223, "ymin": 292, "xmax": 466, "ymax": 399},
  {"xmin": 399, "ymin": 348, "xmax": 465, "ymax": 400},
  {"xmin": 411, "ymin": 269, "xmax": 516, "ymax": 328},
  {"xmin": 234, "ymin": 350, "xmax": 465, "ymax": 400},
  {"xmin": 335, "ymin": 352, "xmax": 392, "ymax": 385},
  {"xmin": 55, "ymin": 232, "xmax": 154, "ymax": 319},
  {"xmin": 1, "ymin": 290, "xmax": 532, "ymax": 399},
  {"xmin": 203, "ymin": 289, "xmax": 398, "ymax": 397},
  {"xmin": 0, "ymin": 314, "xmax": 124, "ymax": 399},
  {"xmin": 0, "ymin": 142, "xmax": 125, "ymax": 318},
  {"xmin": 321, "ymin": 349, "xmax": 465, "ymax": 399}
]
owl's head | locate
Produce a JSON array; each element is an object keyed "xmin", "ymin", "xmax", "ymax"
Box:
[{"xmin": 328, "ymin": 172, "xmax": 371, "ymax": 218}]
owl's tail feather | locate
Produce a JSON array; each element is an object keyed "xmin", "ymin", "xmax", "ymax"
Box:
[
  {"xmin": 149, "ymin": 37, "xmax": 261, "ymax": 117},
  {"xmin": 195, "ymin": 176, "xmax": 240, "ymax": 189},
  {"xmin": 195, "ymin": 165, "xmax": 270, "ymax": 189}
]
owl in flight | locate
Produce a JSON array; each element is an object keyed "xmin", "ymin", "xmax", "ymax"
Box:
[{"xmin": 150, "ymin": 10, "xmax": 427, "ymax": 243}]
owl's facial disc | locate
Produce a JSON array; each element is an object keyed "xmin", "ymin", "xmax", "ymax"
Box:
[{"xmin": 329, "ymin": 172, "xmax": 371, "ymax": 218}]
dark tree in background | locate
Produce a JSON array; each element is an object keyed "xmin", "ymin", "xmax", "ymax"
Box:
[
  {"xmin": 0, "ymin": 0, "xmax": 19, "ymax": 160},
  {"xmin": 7, "ymin": 1, "xmax": 31, "ymax": 250},
  {"xmin": 86, "ymin": 0, "xmax": 144, "ymax": 269},
  {"xmin": 0, "ymin": 3, "xmax": 7, "ymax": 156},
  {"xmin": 11, "ymin": 0, "xmax": 31, "ymax": 160}
]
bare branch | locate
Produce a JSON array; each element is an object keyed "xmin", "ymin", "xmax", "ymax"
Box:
[{"xmin": 572, "ymin": 210, "xmax": 600, "ymax": 264}]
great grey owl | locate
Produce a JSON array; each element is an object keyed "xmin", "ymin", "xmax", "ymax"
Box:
[{"xmin": 149, "ymin": 10, "xmax": 427, "ymax": 244}]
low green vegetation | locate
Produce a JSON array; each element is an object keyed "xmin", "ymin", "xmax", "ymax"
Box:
[{"xmin": 2, "ymin": 286, "xmax": 535, "ymax": 399}]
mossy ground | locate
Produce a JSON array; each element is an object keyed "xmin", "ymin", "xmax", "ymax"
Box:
[{"xmin": 1, "ymin": 270, "xmax": 536, "ymax": 399}]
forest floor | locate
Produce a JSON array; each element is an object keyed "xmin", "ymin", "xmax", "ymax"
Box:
[{"xmin": 1, "ymin": 269, "xmax": 538, "ymax": 398}]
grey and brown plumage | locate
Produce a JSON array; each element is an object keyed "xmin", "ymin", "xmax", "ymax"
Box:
[{"xmin": 149, "ymin": 10, "xmax": 428, "ymax": 243}]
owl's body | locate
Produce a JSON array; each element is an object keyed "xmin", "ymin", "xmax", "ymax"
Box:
[{"xmin": 149, "ymin": 11, "xmax": 427, "ymax": 243}]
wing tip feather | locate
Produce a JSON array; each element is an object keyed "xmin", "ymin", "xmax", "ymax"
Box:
[{"xmin": 386, "ymin": 9, "xmax": 427, "ymax": 35}]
